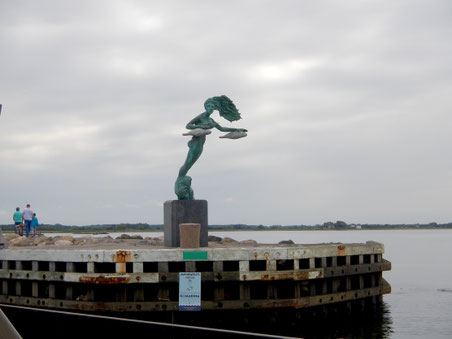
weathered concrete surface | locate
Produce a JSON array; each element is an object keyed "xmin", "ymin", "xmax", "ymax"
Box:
[
  {"xmin": 0, "ymin": 233, "xmax": 386, "ymax": 255},
  {"xmin": 0, "ymin": 235, "xmax": 386, "ymax": 262}
]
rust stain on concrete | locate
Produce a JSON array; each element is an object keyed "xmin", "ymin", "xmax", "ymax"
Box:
[
  {"xmin": 79, "ymin": 276, "xmax": 131, "ymax": 284},
  {"xmin": 259, "ymin": 271, "xmax": 322, "ymax": 281},
  {"xmin": 257, "ymin": 300, "xmax": 309, "ymax": 309},
  {"xmin": 115, "ymin": 250, "xmax": 132, "ymax": 263}
]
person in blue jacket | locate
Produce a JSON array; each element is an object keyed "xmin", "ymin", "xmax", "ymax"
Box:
[{"xmin": 30, "ymin": 213, "xmax": 39, "ymax": 237}]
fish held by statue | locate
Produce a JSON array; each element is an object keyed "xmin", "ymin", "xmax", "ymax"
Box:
[
  {"xmin": 219, "ymin": 131, "xmax": 247, "ymax": 139},
  {"xmin": 182, "ymin": 128, "xmax": 212, "ymax": 137}
]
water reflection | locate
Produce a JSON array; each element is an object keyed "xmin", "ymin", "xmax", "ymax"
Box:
[
  {"xmin": 120, "ymin": 301, "xmax": 394, "ymax": 339},
  {"xmin": 170, "ymin": 300, "xmax": 394, "ymax": 339},
  {"xmin": 237, "ymin": 301, "xmax": 394, "ymax": 339},
  {"xmin": 295, "ymin": 301, "xmax": 393, "ymax": 339},
  {"xmin": 3, "ymin": 302, "xmax": 393, "ymax": 339}
]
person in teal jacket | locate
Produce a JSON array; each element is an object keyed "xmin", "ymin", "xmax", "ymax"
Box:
[
  {"xmin": 30, "ymin": 213, "xmax": 39, "ymax": 237},
  {"xmin": 12, "ymin": 207, "xmax": 22, "ymax": 234}
]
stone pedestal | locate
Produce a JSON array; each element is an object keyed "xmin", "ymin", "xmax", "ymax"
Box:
[{"xmin": 164, "ymin": 200, "xmax": 208, "ymax": 247}]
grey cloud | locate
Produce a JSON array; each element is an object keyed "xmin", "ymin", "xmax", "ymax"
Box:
[{"xmin": 1, "ymin": 0, "xmax": 451, "ymax": 225}]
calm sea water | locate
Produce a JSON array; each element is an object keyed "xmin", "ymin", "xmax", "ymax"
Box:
[{"xmin": 43, "ymin": 229, "xmax": 452, "ymax": 339}]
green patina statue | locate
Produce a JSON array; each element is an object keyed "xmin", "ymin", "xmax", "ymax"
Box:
[{"xmin": 175, "ymin": 95, "xmax": 247, "ymax": 200}]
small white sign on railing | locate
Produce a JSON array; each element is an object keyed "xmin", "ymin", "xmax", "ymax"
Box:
[{"xmin": 178, "ymin": 272, "xmax": 201, "ymax": 311}]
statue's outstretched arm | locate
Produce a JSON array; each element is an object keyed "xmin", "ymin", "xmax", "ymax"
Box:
[{"xmin": 213, "ymin": 120, "xmax": 247, "ymax": 133}]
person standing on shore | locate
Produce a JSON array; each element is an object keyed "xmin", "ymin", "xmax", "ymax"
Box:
[
  {"xmin": 12, "ymin": 207, "xmax": 22, "ymax": 235},
  {"xmin": 22, "ymin": 204, "xmax": 33, "ymax": 237},
  {"xmin": 30, "ymin": 213, "xmax": 39, "ymax": 237}
]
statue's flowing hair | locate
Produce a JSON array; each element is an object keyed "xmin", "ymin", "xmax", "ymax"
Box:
[{"xmin": 205, "ymin": 95, "xmax": 241, "ymax": 122}]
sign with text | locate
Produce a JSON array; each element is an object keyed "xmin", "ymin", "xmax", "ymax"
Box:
[{"xmin": 178, "ymin": 272, "xmax": 201, "ymax": 311}]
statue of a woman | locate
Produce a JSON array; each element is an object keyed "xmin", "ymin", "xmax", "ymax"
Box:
[{"xmin": 175, "ymin": 96, "xmax": 247, "ymax": 200}]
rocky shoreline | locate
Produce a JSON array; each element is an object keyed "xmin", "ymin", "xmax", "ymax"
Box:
[{"xmin": 1, "ymin": 233, "xmax": 295, "ymax": 249}]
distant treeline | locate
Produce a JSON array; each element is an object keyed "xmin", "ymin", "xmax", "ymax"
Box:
[{"xmin": 1, "ymin": 221, "xmax": 452, "ymax": 233}]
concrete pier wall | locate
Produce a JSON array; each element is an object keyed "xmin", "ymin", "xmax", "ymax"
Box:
[{"xmin": 0, "ymin": 242, "xmax": 391, "ymax": 312}]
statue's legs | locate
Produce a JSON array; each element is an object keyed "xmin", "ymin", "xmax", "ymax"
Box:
[
  {"xmin": 178, "ymin": 136, "xmax": 206, "ymax": 177},
  {"xmin": 175, "ymin": 136, "xmax": 206, "ymax": 199}
]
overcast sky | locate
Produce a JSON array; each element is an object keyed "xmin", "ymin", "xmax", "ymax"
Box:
[{"xmin": 0, "ymin": 0, "xmax": 451, "ymax": 226}]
